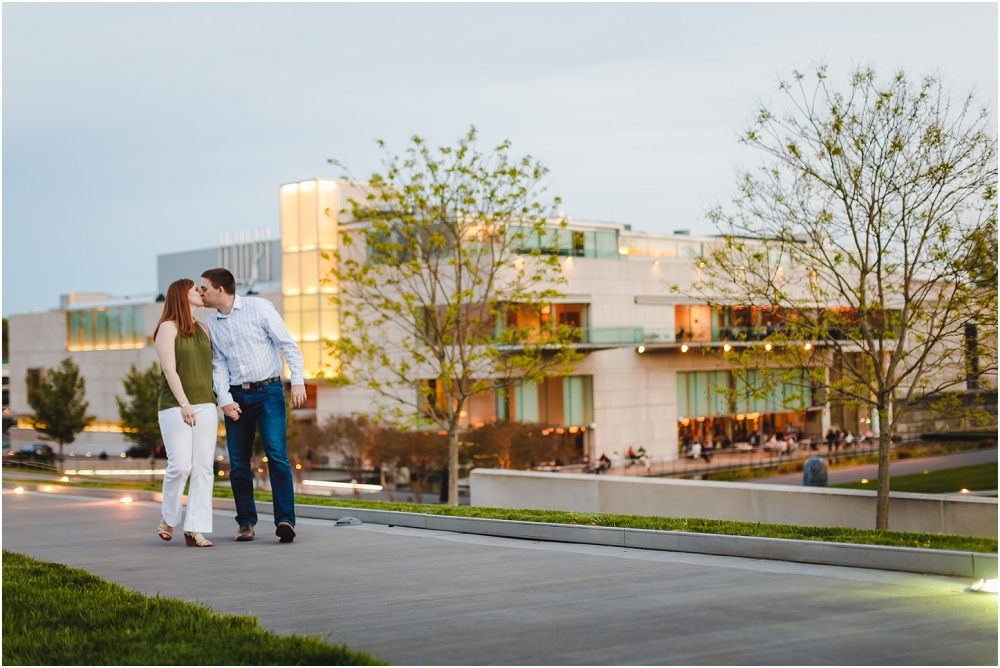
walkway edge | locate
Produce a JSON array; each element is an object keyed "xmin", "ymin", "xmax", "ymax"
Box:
[{"xmin": 8, "ymin": 482, "xmax": 996, "ymax": 579}]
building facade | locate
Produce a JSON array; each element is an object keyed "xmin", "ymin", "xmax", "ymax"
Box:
[{"xmin": 11, "ymin": 177, "xmax": 946, "ymax": 461}]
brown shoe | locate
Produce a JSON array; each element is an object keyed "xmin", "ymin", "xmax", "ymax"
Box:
[
  {"xmin": 276, "ymin": 522, "xmax": 296, "ymax": 543},
  {"xmin": 235, "ymin": 524, "xmax": 255, "ymax": 541}
]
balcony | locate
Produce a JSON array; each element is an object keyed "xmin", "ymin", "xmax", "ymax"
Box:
[
  {"xmin": 576, "ymin": 327, "xmax": 644, "ymax": 346},
  {"xmin": 497, "ymin": 326, "xmax": 644, "ymax": 350}
]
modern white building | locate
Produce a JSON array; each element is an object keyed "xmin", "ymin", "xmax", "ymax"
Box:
[{"xmin": 9, "ymin": 177, "xmax": 924, "ymax": 461}]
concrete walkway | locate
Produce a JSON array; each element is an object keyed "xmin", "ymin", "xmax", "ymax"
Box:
[
  {"xmin": 3, "ymin": 490, "xmax": 996, "ymax": 665},
  {"xmin": 760, "ymin": 448, "xmax": 998, "ymax": 486}
]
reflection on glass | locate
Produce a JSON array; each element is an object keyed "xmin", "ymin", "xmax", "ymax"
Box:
[
  {"xmin": 68, "ymin": 312, "xmax": 81, "ymax": 348},
  {"xmin": 284, "ymin": 311, "xmax": 302, "ymax": 341},
  {"xmin": 108, "ymin": 308, "xmax": 121, "ymax": 347},
  {"xmin": 283, "ymin": 253, "xmax": 301, "ymax": 295},
  {"xmin": 82, "ymin": 311, "xmax": 94, "ymax": 347},
  {"xmin": 301, "ymin": 311, "xmax": 319, "ymax": 341}
]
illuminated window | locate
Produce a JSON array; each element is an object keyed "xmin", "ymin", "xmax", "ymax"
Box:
[{"xmin": 67, "ymin": 305, "xmax": 145, "ymax": 351}]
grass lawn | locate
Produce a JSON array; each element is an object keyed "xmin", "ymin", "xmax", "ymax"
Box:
[
  {"xmin": 6, "ymin": 476, "xmax": 996, "ymax": 554},
  {"xmin": 835, "ymin": 462, "xmax": 998, "ymax": 495},
  {"xmin": 1, "ymin": 551, "xmax": 383, "ymax": 666}
]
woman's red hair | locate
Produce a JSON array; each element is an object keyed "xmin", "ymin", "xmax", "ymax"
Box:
[{"xmin": 154, "ymin": 278, "xmax": 197, "ymax": 340}]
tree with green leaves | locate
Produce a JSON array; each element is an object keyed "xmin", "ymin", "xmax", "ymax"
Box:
[
  {"xmin": 117, "ymin": 363, "xmax": 164, "ymax": 474},
  {"xmin": 27, "ymin": 358, "xmax": 95, "ymax": 464},
  {"xmin": 690, "ymin": 65, "xmax": 997, "ymax": 530},
  {"xmin": 328, "ymin": 127, "xmax": 581, "ymax": 505}
]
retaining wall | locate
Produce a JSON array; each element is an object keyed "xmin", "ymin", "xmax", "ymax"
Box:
[{"xmin": 470, "ymin": 469, "xmax": 998, "ymax": 538}]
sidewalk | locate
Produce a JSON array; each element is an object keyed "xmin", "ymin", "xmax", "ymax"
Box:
[{"xmin": 3, "ymin": 489, "xmax": 996, "ymax": 665}]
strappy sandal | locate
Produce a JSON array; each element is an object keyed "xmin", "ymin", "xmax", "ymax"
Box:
[
  {"xmin": 184, "ymin": 532, "xmax": 213, "ymax": 547},
  {"xmin": 158, "ymin": 517, "xmax": 173, "ymax": 541}
]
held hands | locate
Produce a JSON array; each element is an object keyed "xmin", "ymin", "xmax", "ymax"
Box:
[
  {"xmin": 290, "ymin": 384, "xmax": 307, "ymax": 409},
  {"xmin": 222, "ymin": 403, "xmax": 242, "ymax": 421},
  {"xmin": 181, "ymin": 404, "xmax": 197, "ymax": 427}
]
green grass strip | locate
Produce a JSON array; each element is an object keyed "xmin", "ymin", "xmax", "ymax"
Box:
[
  {"xmin": 7, "ymin": 477, "xmax": 996, "ymax": 554},
  {"xmin": 216, "ymin": 488, "xmax": 998, "ymax": 554},
  {"xmin": 835, "ymin": 462, "xmax": 998, "ymax": 494},
  {"xmin": 1, "ymin": 551, "xmax": 384, "ymax": 666}
]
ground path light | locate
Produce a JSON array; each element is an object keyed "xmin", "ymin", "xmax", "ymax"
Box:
[{"xmin": 971, "ymin": 579, "xmax": 998, "ymax": 594}]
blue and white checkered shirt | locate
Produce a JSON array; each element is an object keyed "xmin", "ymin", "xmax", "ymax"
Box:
[{"xmin": 205, "ymin": 294, "xmax": 305, "ymax": 408}]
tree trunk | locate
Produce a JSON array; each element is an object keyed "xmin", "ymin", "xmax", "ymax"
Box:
[
  {"xmin": 448, "ymin": 426, "xmax": 459, "ymax": 506},
  {"xmin": 875, "ymin": 405, "xmax": 893, "ymax": 530}
]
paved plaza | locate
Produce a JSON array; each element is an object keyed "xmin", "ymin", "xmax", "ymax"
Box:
[{"xmin": 3, "ymin": 489, "xmax": 997, "ymax": 665}]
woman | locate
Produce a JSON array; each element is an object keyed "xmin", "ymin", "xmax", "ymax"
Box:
[{"xmin": 153, "ymin": 278, "xmax": 218, "ymax": 547}]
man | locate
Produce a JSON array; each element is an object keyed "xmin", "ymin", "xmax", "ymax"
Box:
[{"xmin": 200, "ymin": 268, "xmax": 306, "ymax": 543}]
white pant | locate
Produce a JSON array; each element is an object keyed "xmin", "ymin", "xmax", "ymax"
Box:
[{"xmin": 158, "ymin": 404, "xmax": 218, "ymax": 533}]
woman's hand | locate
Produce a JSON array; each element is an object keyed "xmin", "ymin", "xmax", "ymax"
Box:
[{"xmin": 181, "ymin": 404, "xmax": 197, "ymax": 427}]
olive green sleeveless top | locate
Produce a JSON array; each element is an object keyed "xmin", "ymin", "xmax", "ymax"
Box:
[{"xmin": 158, "ymin": 325, "xmax": 216, "ymax": 411}]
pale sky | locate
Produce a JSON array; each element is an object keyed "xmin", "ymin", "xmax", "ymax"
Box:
[{"xmin": 3, "ymin": 2, "xmax": 996, "ymax": 316}]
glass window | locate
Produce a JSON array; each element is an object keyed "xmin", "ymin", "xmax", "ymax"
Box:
[
  {"xmin": 298, "ymin": 184, "xmax": 318, "ymax": 248},
  {"xmin": 283, "ymin": 295, "xmax": 301, "ymax": 314},
  {"xmin": 285, "ymin": 311, "xmax": 302, "ymax": 342},
  {"xmin": 67, "ymin": 312, "xmax": 81, "ymax": 349},
  {"xmin": 562, "ymin": 376, "xmax": 591, "ymax": 426},
  {"xmin": 555, "ymin": 229, "xmax": 574, "ymax": 255},
  {"xmin": 81, "ymin": 311, "xmax": 94, "ymax": 348},
  {"xmin": 572, "ymin": 231, "xmax": 585, "ymax": 257},
  {"xmin": 539, "ymin": 228, "xmax": 559, "ymax": 253},
  {"xmin": 511, "ymin": 226, "xmax": 539, "ymax": 251},
  {"xmin": 107, "ymin": 308, "xmax": 121, "ymax": 348},
  {"xmin": 320, "ymin": 303, "xmax": 339, "ymax": 340},
  {"xmin": 301, "ymin": 311, "xmax": 320, "ymax": 342},
  {"xmin": 513, "ymin": 380, "xmax": 539, "ymax": 423},
  {"xmin": 595, "ymin": 231, "xmax": 619, "ymax": 259},
  {"xmin": 283, "ymin": 253, "xmax": 301, "ymax": 295},
  {"xmin": 132, "ymin": 306, "xmax": 145, "ymax": 344},
  {"xmin": 95, "ymin": 310, "xmax": 109, "ymax": 349},
  {"xmin": 301, "ymin": 341, "xmax": 320, "ymax": 378},
  {"xmin": 710, "ymin": 371, "xmax": 731, "ymax": 416},
  {"xmin": 678, "ymin": 243, "xmax": 702, "ymax": 258},
  {"xmin": 121, "ymin": 307, "xmax": 134, "ymax": 346}
]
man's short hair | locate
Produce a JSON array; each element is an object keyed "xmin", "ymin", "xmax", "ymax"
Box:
[{"xmin": 201, "ymin": 268, "xmax": 236, "ymax": 295}]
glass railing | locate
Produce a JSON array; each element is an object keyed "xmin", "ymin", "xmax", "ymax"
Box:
[
  {"xmin": 496, "ymin": 326, "xmax": 644, "ymax": 347},
  {"xmin": 577, "ymin": 327, "xmax": 644, "ymax": 345}
]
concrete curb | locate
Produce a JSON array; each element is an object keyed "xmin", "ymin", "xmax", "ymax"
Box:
[{"xmin": 7, "ymin": 482, "xmax": 996, "ymax": 579}]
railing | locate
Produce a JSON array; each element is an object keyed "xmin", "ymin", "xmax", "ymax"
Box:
[
  {"xmin": 597, "ymin": 441, "xmax": 885, "ymax": 479},
  {"xmin": 498, "ymin": 326, "xmax": 644, "ymax": 348},
  {"xmin": 577, "ymin": 327, "xmax": 644, "ymax": 345}
]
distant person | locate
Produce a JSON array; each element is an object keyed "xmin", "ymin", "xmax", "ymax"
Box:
[
  {"xmin": 825, "ymin": 429, "xmax": 837, "ymax": 451},
  {"xmin": 153, "ymin": 278, "xmax": 219, "ymax": 548},
  {"xmin": 598, "ymin": 453, "xmax": 611, "ymax": 473},
  {"xmin": 201, "ymin": 268, "xmax": 306, "ymax": 544},
  {"xmin": 439, "ymin": 467, "xmax": 449, "ymax": 503},
  {"xmin": 305, "ymin": 447, "xmax": 314, "ymax": 471}
]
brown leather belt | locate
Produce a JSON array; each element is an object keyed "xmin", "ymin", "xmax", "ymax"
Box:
[{"xmin": 231, "ymin": 377, "xmax": 281, "ymax": 391}]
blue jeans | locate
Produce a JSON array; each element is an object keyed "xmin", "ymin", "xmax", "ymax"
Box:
[{"xmin": 225, "ymin": 382, "xmax": 295, "ymax": 528}]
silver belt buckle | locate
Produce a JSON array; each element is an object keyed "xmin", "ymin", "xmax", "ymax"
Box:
[{"xmin": 241, "ymin": 382, "xmax": 251, "ymax": 389}]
